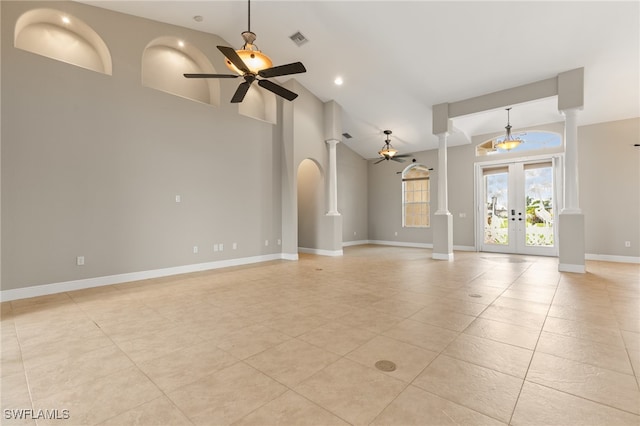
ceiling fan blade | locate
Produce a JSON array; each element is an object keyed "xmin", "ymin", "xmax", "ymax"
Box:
[
  {"xmin": 258, "ymin": 62, "xmax": 307, "ymax": 78},
  {"xmin": 184, "ymin": 73, "xmax": 239, "ymax": 79},
  {"xmin": 231, "ymin": 81, "xmax": 252, "ymax": 103},
  {"xmin": 393, "ymin": 154, "xmax": 412, "ymax": 158},
  {"xmin": 217, "ymin": 45, "xmax": 250, "ymax": 74},
  {"xmin": 391, "ymin": 157, "xmax": 406, "ymax": 163},
  {"xmin": 374, "ymin": 158, "xmax": 386, "ymax": 164},
  {"xmin": 258, "ymin": 79, "xmax": 298, "ymax": 101}
]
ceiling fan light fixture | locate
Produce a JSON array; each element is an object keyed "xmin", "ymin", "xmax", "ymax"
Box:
[
  {"xmin": 379, "ymin": 146, "xmax": 398, "ymax": 158},
  {"xmin": 495, "ymin": 107, "xmax": 524, "ymax": 151},
  {"xmin": 379, "ymin": 130, "xmax": 398, "ymax": 157},
  {"xmin": 225, "ymin": 31, "xmax": 273, "ymax": 75}
]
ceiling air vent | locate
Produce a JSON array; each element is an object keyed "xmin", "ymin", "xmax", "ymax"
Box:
[
  {"xmin": 342, "ymin": 132, "xmax": 352, "ymax": 139},
  {"xmin": 289, "ymin": 31, "xmax": 308, "ymax": 46}
]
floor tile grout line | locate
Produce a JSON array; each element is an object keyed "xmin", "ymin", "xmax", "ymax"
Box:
[
  {"xmin": 506, "ymin": 271, "xmax": 562, "ymax": 425},
  {"xmin": 232, "ymin": 357, "xmax": 355, "ymax": 426},
  {"xmin": 384, "ymin": 264, "xmax": 534, "ymax": 425},
  {"xmin": 522, "ymin": 380, "xmax": 640, "ymax": 417}
]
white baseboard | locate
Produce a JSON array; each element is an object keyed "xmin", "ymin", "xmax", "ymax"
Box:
[
  {"xmin": 453, "ymin": 245, "xmax": 476, "ymax": 252},
  {"xmin": 585, "ymin": 253, "xmax": 640, "ymax": 264},
  {"xmin": 367, "ymin": 240, "xmax": 433, "ymax": 249},
  {"xmin": 1, "ymin": 253, "xmax": 290, "ymax": 302},
  {"xmin": 298, "ymin": 247, "xmax": 343, "ymax": 257},
  {"xmin": 281, "ymin": 253, "xmax": 299, "ymax": 261},
  {"xmin": 432, "ymin": 252, "xmax": 454, "ymax": 261},
  {"xmin": 558, "ymin": 263, "xmax": 587, "ymax": 273},
  {"xmin": 4, "ymin": 249, "xmax": 636, "ymax": 302},
  {"xmin": 342, "ymin": 240, "xmax": 369, "ymax": 247}
]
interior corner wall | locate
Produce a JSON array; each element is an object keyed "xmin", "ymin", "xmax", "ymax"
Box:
[
  {"xmin": 337, "ymin": 143, "xmax": 368, "ymax": 243},
  {"xmin": 1, "ymin": 1, "xmax": 285, "ymax": 292},
  {"xmin": 579, "ymin": 117, "xmax": 640, "ymax": 259},
  {"xmin": 287, "ymin": 80, "xmax": 342, "ymax": 253}
]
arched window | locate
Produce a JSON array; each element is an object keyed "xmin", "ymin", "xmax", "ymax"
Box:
[
  {"xmin": 402, "ymin": 164, "xmax": 431, "ymax": 228},
  {"xmin": 476, "ymin": 130, "xmax": 562, "ymax": 156}
]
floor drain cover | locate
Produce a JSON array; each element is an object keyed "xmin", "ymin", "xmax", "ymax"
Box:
[
  {"xmin": 469, "ymin": 293, "xmax": 483, "ymax": 298},
  {"xmin": 375, "ymin": 360, "xmax": 397, "ymax": 372}
]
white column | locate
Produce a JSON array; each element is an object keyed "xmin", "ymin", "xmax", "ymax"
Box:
[
  {"xmin": 433, "ymin": 131, "xmax": 453, "ymax": 261},
  {"xmin": 326, "ymin": 139, "xmax": 340, "ymax": 216},
  {"xmin": 436, "ymin": 132, "xmax": 450, "ymax": 214},
  {"xmin": 562, "ymin": 108, "xmax": 581, "ymax": 213},
  {"xmin": 558, "ymin": 107, "xmax": 585, "ymax": 273}
]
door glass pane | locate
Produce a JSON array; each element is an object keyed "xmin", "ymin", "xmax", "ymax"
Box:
[
  {"xmin": 484, "ymin": 171, "xmax": 509, "ymax": 245},
  {"xmin": 524, "ymin": 164, "xmax": 554, "ymax": 247}
]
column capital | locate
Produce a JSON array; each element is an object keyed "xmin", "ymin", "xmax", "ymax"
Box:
[
  {"xmin": 560, "ymin": 107, "xmax": 582, "ymax": 117},
  {"xmin": 325, "ymin": 139, "xmax": 340, "ymax": 147}
]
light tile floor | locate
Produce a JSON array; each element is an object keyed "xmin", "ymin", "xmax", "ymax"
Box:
[{"xmin": 1, "ymin": 245, "xmax": 639, "ymax": 425}]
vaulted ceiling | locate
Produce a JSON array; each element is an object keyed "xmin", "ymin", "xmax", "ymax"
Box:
[{"xmin": 81, "ymin": 1, "xmax": 639, "ymax": 159}]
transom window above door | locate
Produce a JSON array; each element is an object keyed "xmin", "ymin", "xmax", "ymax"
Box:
[{"xmin": 476, "ymin": 131, "xmax": 562, "ymax": 156}]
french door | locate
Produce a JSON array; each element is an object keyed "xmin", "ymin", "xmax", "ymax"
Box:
[{"xmin": 478, "ymin": 158, "xmax": 559, "ymax": 256}]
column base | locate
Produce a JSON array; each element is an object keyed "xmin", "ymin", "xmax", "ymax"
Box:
[
  {"xmin": 432, "ymin": 213, "xmax": 453, "ymax": 261},
  {"xmin": 558, "ymin": 212, "xmax": 585, "ymax": 273},
  {"xmin": 323, "ymin": 213, "xmax": 343, "ymax": 254}
]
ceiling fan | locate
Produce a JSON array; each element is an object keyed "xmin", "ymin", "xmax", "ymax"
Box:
[
  {"xmin": 183, "ymin": 0, "xmax": 306, "ymax": 103},
  {"xmin": 374, "ymin": 130, "xmax": 412, "ymax": 164}
]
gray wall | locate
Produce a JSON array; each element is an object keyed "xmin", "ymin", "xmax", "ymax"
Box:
[
  {"xmin": 2, "ymin": 1, "xmax": 288, "ymax": 290},
  {"xmin": 580, "ymin": 118, "xmax": 640, "ymax": 258},
  {"xmin": 338, "ymin": 142, "xmax": 368, "ymax": 243},
  {"xmin": 2, "ymin": 1, "xmax": 363, "ymax": 292}
]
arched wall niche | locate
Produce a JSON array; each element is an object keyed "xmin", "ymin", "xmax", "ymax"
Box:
[
  {"xmin": 142, "ymin": 37, "xmax": 220, "ymax": 106},
  {"xmin": 14, "ymin": 8, "xmax": 112, "ymax": 75},
  {"xmin": 238, "ymin": 85, "xmax": 277, "ymax": 124}
]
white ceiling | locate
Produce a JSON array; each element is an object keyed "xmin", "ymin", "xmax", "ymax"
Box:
[{"xmin": 81, "ymin": 1, "xmax": 639, "ymax": 159}]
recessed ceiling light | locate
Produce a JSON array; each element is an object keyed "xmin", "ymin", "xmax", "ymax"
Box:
[
  {"xmin": 61, "ymin": 16, "xmax": 70, "ymax": 24},
  {"xmin": 193, "ymin": 15, "xmax": 203, "ymax": 22},
  {"xmin": 334, "ymin": 76, "xmax": 343, "ymax": 86}
]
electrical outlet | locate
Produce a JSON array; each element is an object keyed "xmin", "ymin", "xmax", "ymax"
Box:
[
  {"xmin": 76, "ymin": 256, "xmax": 85, "ymax": 266},
  {"xmin": 625, "ymin": 241, "xmax": 631, "ymax": 247},
  {"xmin": 175, "ymin": 195, "xmax": 181, "ymax": 203},
  {"xmin": 219, "ymin": 243, "xmax": 224, "ymax": 251},
  {"xmin": 193, "ymin": 246, "xmax": 198, "ymax": 254},
  {"xmin": 265, "ymin": 240, "xmax": 269, "ymax": 246},
  {"xmin": 232, "ymin": 242, "xmax": 237, "ymax": 250}
]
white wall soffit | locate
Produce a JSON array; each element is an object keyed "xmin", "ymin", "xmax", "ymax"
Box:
[{"xmin": 14, "ymin": 8, "xmax": 112, "ymax": 75}]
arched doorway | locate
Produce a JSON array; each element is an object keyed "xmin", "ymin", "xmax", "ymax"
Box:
[{"xmin": 297, "ymin": 159, "xmax": 324, "ymax": 252}]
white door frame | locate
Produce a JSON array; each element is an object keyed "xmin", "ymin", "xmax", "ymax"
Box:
[{"xmin": 474, "ymin": 153, "xmax": 563, "ymax": 256}]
